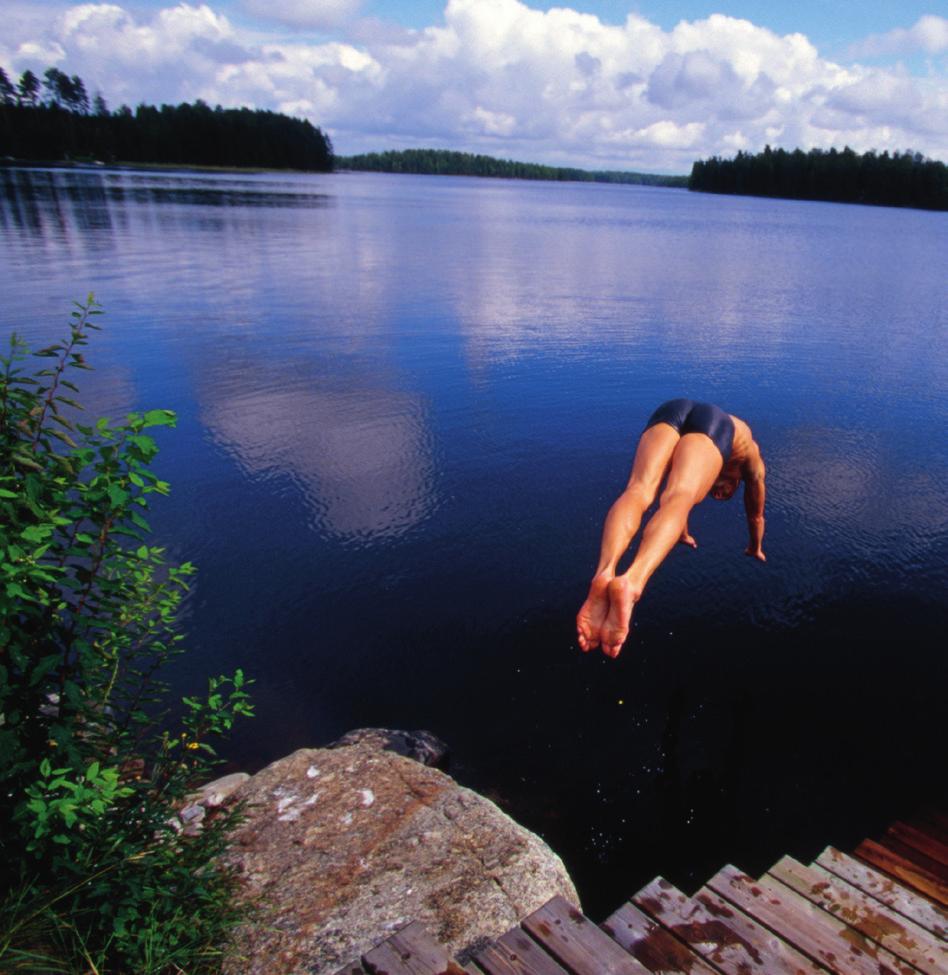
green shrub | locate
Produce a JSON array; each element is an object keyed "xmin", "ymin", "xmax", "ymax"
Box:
[{"xmin": 0, "ymin": 298, "xmax": 254, "ymax": 973}]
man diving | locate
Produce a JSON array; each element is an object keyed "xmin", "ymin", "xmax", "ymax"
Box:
[{"xmin": 576, "ymin": 398, "xmax": 767, "ymax": 659}]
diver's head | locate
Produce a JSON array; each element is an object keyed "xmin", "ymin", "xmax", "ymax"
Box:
[{"xmin": 710, "ymin": 472, "xmax": 740, "ymax": 501}]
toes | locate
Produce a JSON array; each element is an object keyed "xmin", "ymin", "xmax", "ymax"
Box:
[
  {"xmin": 577, "ymin": 625, "xmax": 601, "ymax": 652},
  {"xmin": 579, "ymin": 633, "xmax": 599, "ymax": 653},
  {"xmin": 601, "ymin": 631, "xmax": 626, "ymax": 657}
]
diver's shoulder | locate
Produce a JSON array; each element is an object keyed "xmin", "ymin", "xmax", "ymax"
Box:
[
  {"xmin": 729, "ymin": 415, "xmax": 763, "ymax": 466},
  {"xmin": 729, "ymin": 414, "xmax": 753, "ymax": 444}
]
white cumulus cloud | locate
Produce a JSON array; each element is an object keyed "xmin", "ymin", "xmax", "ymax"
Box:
[
  {"xmin": 240, "ymin": 0, "xmax": 363, "ymax": 30},
  {"xmin": 849, "ymin": 15, "xmax": 948, "ymax": 58}
]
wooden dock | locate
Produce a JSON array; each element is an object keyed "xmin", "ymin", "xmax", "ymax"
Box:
[{"xmin": 335, "ymin": 808, "xmax": 948, "ymax": 975}]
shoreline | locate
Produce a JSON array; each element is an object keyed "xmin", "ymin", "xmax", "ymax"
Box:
[{"xmin": 1, "ymin": 158, "xmax": 328, "ymax": 176}]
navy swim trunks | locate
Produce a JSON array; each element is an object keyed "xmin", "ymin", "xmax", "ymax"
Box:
[{"xmin": 645, "ymin": 398, "xmax": 735, "ymax": 462}]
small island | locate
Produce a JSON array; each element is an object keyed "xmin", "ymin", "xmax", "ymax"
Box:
[
  {"xmin": 689, "ymin": 145, "xmax": 948, "ymax": 211},
  {"xmin": 338, "ymin": 148, "xmax": 688, "ymax": 187}
]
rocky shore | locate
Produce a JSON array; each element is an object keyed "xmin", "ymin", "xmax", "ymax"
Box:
[{"xmin": 209, "ymin": 729, "xmax": 578, "ymax": 974}]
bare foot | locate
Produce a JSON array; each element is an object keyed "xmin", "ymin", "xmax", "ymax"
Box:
[
  {"xmin": 600, "ymin": 576, "xmax": 641, "ymax": 658},
  {"xmin": 576, "ymin": 573, "xmax": 613, "ymax": 652}
]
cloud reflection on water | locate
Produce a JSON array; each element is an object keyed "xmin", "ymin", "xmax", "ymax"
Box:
[
  {"xmin": 772, "ymin": 425, "xmax": 948, "ymax": 548},
  {"xmin": 201, "ymin": 380, "xmax": 438, "ymax": 542},
  {"xmin": 2, "ymin": 168, "xmax": 439, "ymax": 544}
]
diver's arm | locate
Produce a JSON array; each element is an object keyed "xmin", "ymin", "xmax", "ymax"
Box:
[{"xmin": 743, "ymin": 446, "xmax": 766, "ymax": 562}]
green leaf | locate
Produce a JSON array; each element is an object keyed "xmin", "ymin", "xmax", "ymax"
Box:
[
  {"xmin": 29, "ymin": 655, "xmax": 59, "ymax": 686},
  {"xmin": 20, "ymin": 525, "xmax": 52, "ymax": 543},
  {"xmin": 29, "ymin": 569, "xmax": 59, "ymax": 584},
  {"xmin": 12, "ymin": 453, "xmax": 42, "ymax": 472},
  {"xmin": 5, "ymin": 582, "xmax": 32, "ymax": 601},
  {"xmin": 108, "ymin": 484, "xmax": 129, "ymax": 508},
  {"xmin": 54, "ymin": 396, "xmax": 83, "ymax": 410},
  {"xmin": 142, "ymin": 409, "xmax": 176, "ymax": 428},
  {"xmin": 48, "ymin": 428, "xmax": 78, "ymax": 448},
  {"xmin": 128, "ymin": 434, "xmax": 157, "ymax": 456}
]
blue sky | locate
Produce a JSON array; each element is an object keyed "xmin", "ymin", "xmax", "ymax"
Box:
[
  {"xmin": 107, "ymin": 0, "xmax": 943, "ymax": 48},
  {"xmin": 363, "ymin": 0, "xmax": 934, "ymax": 49},
  {"xmin": 3, "ymin": 0, "xmax": 947, "ymax": 171}
]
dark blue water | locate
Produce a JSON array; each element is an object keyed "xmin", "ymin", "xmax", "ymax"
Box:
[{"xmin": 2, "ymin": 166, "xmax": 946, "ymax": 916}]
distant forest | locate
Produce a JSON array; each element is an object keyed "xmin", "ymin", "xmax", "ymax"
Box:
[
  {"xmin": 0, "ymin": 66, "xmax": 333, "ymax": 171},
  {"xmin": 339, "ymin": 148, "xmax": 688, "ymax": 187},
  {"xmin": 690, "ymin": 146, "xmax": 948, "ymax": 211}
]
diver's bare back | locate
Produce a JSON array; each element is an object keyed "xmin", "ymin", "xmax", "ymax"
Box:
[{"xmin": 722, "ymin": 414, "xmax": 760, "ymax": 482}]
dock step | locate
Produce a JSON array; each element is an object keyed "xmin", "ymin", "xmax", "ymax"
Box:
[{"xmin": 337, "ymin": 810, "xmax": 948, "ymax": 975}]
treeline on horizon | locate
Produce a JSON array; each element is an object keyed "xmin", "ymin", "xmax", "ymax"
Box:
[
  {"xmin": 339, "ymin": 148, "xmax": 688, "ymax": 187},
  {"xmin": 0, "ymin": 65, "xmax": 333, "ymax": 171},
  {"xmin": 690, "ymin": 145, "xmax": 948, "ymax": 211}
]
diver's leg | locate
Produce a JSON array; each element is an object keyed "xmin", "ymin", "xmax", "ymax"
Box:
[
  {"xmin": 600, "ymin": 434, "xmax": 722, "ymax": 657},
  {"xmin": 576, "ymin": 423, "xmax": 679, "ymax": 651}
]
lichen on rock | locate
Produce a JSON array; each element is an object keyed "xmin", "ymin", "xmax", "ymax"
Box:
[{"xmin": 223, "ymin": 734, "xmax": 578, "ymax": 974}]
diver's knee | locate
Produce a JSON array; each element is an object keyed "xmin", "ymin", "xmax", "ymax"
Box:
[
  {"xmin": 624, "ymin": 480, "xmax": 657, "ymax": 508},
  {"xmin": 657, "ymin": 485, "xmax": 696, "ymax": 509}
]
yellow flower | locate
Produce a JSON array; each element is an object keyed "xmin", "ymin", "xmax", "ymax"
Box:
[{"xmin": 186, "ymin": 741, "xmax": 200, "ymax": 751}]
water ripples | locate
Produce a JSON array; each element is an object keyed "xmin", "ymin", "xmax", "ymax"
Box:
[{"xmin": 2, "ymin": 166, "xmax": 946, "ymax": 916}]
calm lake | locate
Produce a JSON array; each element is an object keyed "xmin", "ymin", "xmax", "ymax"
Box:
[{"xmin": 2, "ymin": 166, "xmax": 946, "ymax": 916}]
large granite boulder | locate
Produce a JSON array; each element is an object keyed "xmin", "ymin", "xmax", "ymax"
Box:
[{"xmin": 224, "ymin": 738, "xmax": 579, "ymax": 974}]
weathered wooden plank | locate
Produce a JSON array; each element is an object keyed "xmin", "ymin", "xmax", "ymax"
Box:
[
  {"xmin": 769, "ymin": 854, "xmax": 948, "ymax": 974},
  {"xmin": 632, "ymin": 876, "xmax": 823, "ymax": 975},
  {"xmin": 888, "ymin": 822, "xmax": 948, "ymax": 870},
  {"xmin": 908, "ymin": 814, "xmax": 948, "ymax": 850},
  {"xmin": 601, "ymin": 899, "xmax": 722, "ymax": 974},
  {"xmin": 474, "ymin": 935, "xmax": 571, "ymax": 975},
  {"xmin": 362, "ymin": 920, "xmax": 468, "ymax": 975},
  {"xmin": 333, "ymin": 962, "xmax": 370, "ymax": 975},
  {"xmin": 815, "ymin": 846, "xmax": 948, "ymax": 939},
  {"xmin": 915, "ymin": 808, "xmax": 948, "ymax": 840},
  {"xmin": 495, "ymin": 926, "xmax": 571, "ymax": 975},
  {"xmin": 878, "ymin": 834, "xmax": 948, "ymax": 884},
  {"xmin": 470, "ymin": 942, "xmax": 530, "ymax": 975},
  {"xmin": 708, "ymin": 865, "xmax": 918, "ymax": 975},
  {"xmin": 857, "ymin": 838, "xmax": 948, "ymax": 907},
  {"xmin": 521, "ymin": 895, "xmax": 651, "ymax": 975}
]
